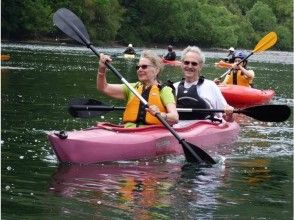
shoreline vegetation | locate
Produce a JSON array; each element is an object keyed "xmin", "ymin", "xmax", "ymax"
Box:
[
  {"xmin": 2, "ymin": 1, "xmax": 292, "ymax": 51},
  {"xmin": 2, "ymin": 38, "xmax": 290, "ymax": 53}
]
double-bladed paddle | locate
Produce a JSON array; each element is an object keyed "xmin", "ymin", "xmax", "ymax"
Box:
[
  {"xmin": 217, "ymin": 32, "xmax": 278, "ymax": 80},
  {"xmin": 69, "ymin": 98, "xmax": 291, "ymax": 122},
  {"xmin": 53, "ymin": 8, "xmax": 215, "ymax": 165}
]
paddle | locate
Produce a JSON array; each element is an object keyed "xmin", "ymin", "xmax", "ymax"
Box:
[
  {"xmin": 69, "ymin": 98, "xmax": 291, "ymax": 122},
  {"xmin": 217, "ymin": 32, "xmax": 278, "ymax": 80},
  {"xmin": 53, "ymin": 8, "xmax": 215, "ymax": 165},
  {"xmin": 215, "ymin": 60, "xmax": 233, "ymax": 69}
]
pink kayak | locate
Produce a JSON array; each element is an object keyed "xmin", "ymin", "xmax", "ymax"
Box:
[
  {"xmin": 48, "ymin": 120, "xmax": 240, "ymax": 164},
  {"xmin": 219, "ymin": 84, "xmax": 275, "ymax": 108}
]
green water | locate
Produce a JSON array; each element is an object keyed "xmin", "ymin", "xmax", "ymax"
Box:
[{"xmin": 1, "ymin": 43, "xmax": 293, "ymax": 219}]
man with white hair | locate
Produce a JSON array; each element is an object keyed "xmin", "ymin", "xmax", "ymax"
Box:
[{"xmin": 173, "ymin": 46, "xmax": 234, "ymax": 123}]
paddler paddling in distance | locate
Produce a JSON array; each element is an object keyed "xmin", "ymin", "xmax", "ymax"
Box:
[
  {"xmin": 97, "ymin": 50, "xmax": 179, "ymax": 128},
  {"xmin": 214, "ymin": 51, "xmax": 255, "ymax": 87},
  {"xmin": 173, "ymin": 46, "xmax": 234, "ymax": 124}
]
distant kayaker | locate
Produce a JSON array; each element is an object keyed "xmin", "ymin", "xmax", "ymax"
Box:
[
  {"xmin": 123, "ymin": 44, "xmax": 136, "ymax": 55},
  {"xmin": 173, "ymin": 46, "xmax": 234, "ymax": 123},
  {"xmin": 97, "ymin": 50, "xmax": 179, "ymax": 128},
  {"xmin": 223, "ymin": 47, "xmax": 235, "ymax": 63},
  {"xmin": 214, "ymin": 51, "xmax": 255, "ymax": 87},
  {"xmin": 164, "ymin": 45, "xmax": 176, "ymax": 61}
]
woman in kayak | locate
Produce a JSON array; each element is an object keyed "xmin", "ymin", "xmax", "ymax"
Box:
[
  {"xmin": 173, "ymin": 46, "xmax": 234, "ymax": 123},
  {"xmin": 214, "ymin": 51, "xmax": 255, "ymax": 87},
  {"xmin": 97, "ymin": 50, "xmax": 179, "ymax": 128}
]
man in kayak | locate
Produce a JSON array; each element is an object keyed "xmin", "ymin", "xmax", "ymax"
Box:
[
  {"xmin": 97, "ymin": 50, "xmax": 179, "ymax": 128},
  {"xmin": 123, "ymin": 44, "xmax": 136, "ymax": 55},
  {"xmin": 173, "ymin": 46, "xmax": 234, "ymax": 123},
  {"xmin": 164, "ymin": 45, "xmax": 176, "ymax": 61},
  {"xmin": 223, "ymin": 47, "xmax": 235, "ymax": 63},
  {"xmin": 214, "ymin": 51, "xmax": 255, "ymax": 87}
]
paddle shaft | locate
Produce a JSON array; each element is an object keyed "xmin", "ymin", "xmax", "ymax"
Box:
[
  {"xmin": 58, "ymin": 14, "xmax": 145, "ymax": 103},
  {"xmin": 71, "ymin": 105, "xmax": 246, "ymax": 114}
]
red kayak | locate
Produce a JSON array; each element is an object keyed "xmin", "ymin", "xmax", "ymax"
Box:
[
  {"xmin": 48, "ymin": 120, "xmax": 240, "ymax": 164},
  {"xmin": 161, "ymin": 58, "xmax": 181, "ymax": 67},
  {"xmin": 219, "ymin": 85, "xmax": 275, "ymax": 108}
]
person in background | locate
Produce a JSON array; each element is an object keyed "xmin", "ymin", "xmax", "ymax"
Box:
[
  {"xmin": 214, "ymin": 51, "xmax": 255, "ymax": 87},
  {"xmin": 123, "ymin": 44, "xmax": 136, "ymax": 55},
  {"xmin": 173, "ymin": 46, "xmax": 234, "ymax": 123},
  {"xmin": 164, "ymin": 45, "xmax": 176, "ymax": 61},
  {"xmin": 97, "ymin": 50, "xmax": 179, "ymax": 128},
  {"xmin": 223, "ymin": 47, "xmax": 235, "ymax": 63}
]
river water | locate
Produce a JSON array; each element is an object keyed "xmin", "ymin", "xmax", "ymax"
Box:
[{"xmin": 1, "ymin": 43, "xmax": 293, "ymax": 219}]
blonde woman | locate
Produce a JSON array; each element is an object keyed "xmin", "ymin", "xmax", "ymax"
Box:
[{"xmin": 97, "ymin": 50, "xmax": 178, "ymax": 128}]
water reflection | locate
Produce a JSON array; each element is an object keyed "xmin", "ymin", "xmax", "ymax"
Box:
[{"xmin": 49, "ymin": 161, "xmax": 231, "ymax": 219}]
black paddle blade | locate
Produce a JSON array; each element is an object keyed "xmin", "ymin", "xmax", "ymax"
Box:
[
  {"xmin": 243, "ymin": 105, "xmax": 291, "ymax": 122},
  {"xmin": 68, "ymin": 98, "xmax": 107, "ymax": 118},
  {"xmin": 181, "ymin": 140, "xmax": 216, "ymax": 165},
  {"xmin": 53, "ymin": 8, "xmax": 90, "ymax": 46}
]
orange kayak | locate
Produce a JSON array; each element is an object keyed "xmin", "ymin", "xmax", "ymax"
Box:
[{"xmin": 1, "ymin": 54, "xmax": 11, "ymax": 61}]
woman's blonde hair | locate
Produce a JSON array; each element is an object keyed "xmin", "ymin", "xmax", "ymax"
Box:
[{"xmin": 140, "ymin": 50, "xmax": 163, "ymax": 71}]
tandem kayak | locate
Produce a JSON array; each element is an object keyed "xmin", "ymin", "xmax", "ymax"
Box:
[
  {"xmin": 219, "ymin": 84, "xmax": 275, "ymax": 108},
  {"xmin": 48, "ymin": 120, "xmax": 240, "ymax": 164},
  {"xmin": 161, "ymin": 58, "xmax": 181, "ymax": 67}
]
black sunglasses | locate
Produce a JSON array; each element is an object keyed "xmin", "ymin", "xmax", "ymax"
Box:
[
  {"xmin": 183, "ymin": 61, "xmax": 199, "ymax": 66},
  {"xmin": 135, "ymin": 64, "xmax": 153, "ymax": 70}
]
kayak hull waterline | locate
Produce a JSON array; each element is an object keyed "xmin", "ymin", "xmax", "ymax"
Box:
[
  {"xmin": 48, "ymin": 120, "xmax": 240, "ymax": 164},
  {"xmin": 219, "ymin": 85, "xmax": 275, "ymax": 108}
]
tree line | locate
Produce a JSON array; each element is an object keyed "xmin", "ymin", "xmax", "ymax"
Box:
[{"xmin": 1, "ymin": 0, "xmax": 293, "ymax": 51}]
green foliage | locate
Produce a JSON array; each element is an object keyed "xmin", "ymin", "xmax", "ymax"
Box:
[
  {"xmin": 275, "ymin": 25, "xmax": 293, "ymax": 51},
  {"xmin": 246, "ymin": 1, "xmax": 277, "ymax": 33},
  {"xmin": 1, "ymin": 0, "xmax": 292, "ymax": 50},
  {"xmin": 2, "ymin": 0, "xmax": 53, "ymax": 39}
]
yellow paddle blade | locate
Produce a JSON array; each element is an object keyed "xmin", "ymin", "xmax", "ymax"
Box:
[{"xmin": 253, "ymin": 32, "xmax": 277, "ymax": 53}]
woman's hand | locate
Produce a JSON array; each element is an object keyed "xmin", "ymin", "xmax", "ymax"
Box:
[
  {"xmin": 146, "ymin": 105, "xmax": 160, "ymax": 116},
  {"xmin": 99, "ymin": 53, "xmax": 112, "ymax": 68}
]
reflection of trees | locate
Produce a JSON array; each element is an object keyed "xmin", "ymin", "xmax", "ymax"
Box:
[{"xmin": 238, "ymin": 159, "xmax": 271, "ymax": 186}]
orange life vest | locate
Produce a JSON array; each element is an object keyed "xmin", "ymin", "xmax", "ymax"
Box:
[
  {"xmin": 123, "ymin": 84, "xmax": 167, "ymax": 125},
  {"xmin": 223, "ymin": 70, "xmax": 252, "ymax": 87}
]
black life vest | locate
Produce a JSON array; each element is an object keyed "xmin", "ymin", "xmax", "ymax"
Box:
[{"xmin": 176, "ymin": 76, "xmax": 212, "ymax": 120}]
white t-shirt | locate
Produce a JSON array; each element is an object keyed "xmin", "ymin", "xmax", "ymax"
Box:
[{"xmin": 173, "ymin": 79, "xmax": 228, "ymax": 126}]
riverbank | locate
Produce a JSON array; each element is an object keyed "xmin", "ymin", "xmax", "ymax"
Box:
[{"xmin": 1, "ymin": 38, "xmax": 242, "ymax": 52}]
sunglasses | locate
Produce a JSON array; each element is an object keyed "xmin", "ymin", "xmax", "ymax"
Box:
[
  {"xmin": 183, "ymin": 61, "xmax": 199, "ymax": 66},
  {"xmin": 135, "ymin": 64, "xmax": 153, "ymax": 70}
]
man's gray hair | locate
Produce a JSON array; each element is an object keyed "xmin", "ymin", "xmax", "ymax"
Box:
[{"xmin": 181, "ymin": 46, "xmax": 205, "ymax": 64}]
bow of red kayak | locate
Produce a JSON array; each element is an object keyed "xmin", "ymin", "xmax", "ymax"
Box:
[{"xmin": 219, "ymin": 84, "xmax": 275, "ymax": 108}]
